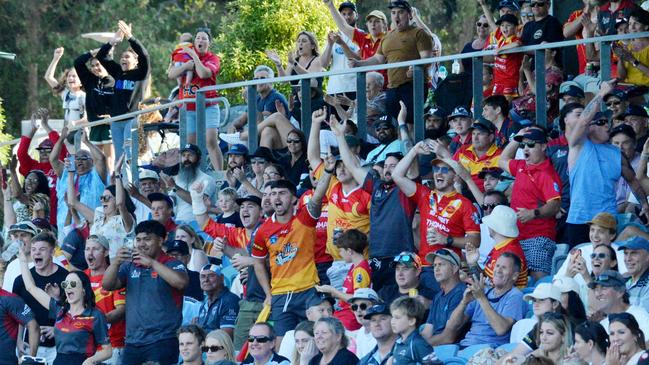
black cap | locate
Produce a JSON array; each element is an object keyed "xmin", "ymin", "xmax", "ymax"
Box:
[
  {"xmin": 471, "ymin": 117, "xmax": 497, "ymax": 134},
  {"xmin": 496, "ymin": 13, "xmax": 519, "ymax": 26},
  {"xmin": 250, "ymin": 147, "xmax": 276, "ymax": 163},
  {"xmin": 148, "ymin": 192, "xmax": 174, "ymax": 208},
  {"xmin": 448, "ymin": 106, "xmax": 472, "ymax": 120},
  {"xmin": 559, "ymin": 85, "xmax": 585, "ymax": 99},
  {"xmin": 306, "ymin": 294, "xmax": 335, "ymax": 308},
  {"xmin": 425, "ymin": 107, "xmax": 447, "ymax": 120},
  {"xmin": 497, "ymin": 0, "xmax": 520, "ymax": 11},
  {"xmin": 604, "ymin": 89, "xmax": 628, "ymax": 102},
  {"xmin": 180, "ymin": 143, "xmax": 202, "ymax": 157},
  {"xmin": 339, "ymin": 1, "xmax": 356, "ymax": 12},
  {"xmin": 363, "ymin": 303, "xmax": 391, "ymax": 320},
  {"xmin": 478, "ymin": 167, "xmax": 504, "ymax": 179},
  {"xmin": 623, "ymin": 104, "xmax": 649, "ymax": 119},
  {"xmin": 375, "ymin": 114, "xmax": 396, "ymax": 129},
  {"xmin": 388, "ymin": 0, "xmax": 411, "ymax": 10},
  {"xmin": 610, "ymin": 123, "xmax": 637, "ymax": 140},
  {"xmin": 235, "ymin": 195, "xmax": 262, "ymax": 207},
  {"xmin": 513, "ymin": 128, "xmax": 548, "ymax": 143},
  {"xmin": 166, "ymin": 240, "xmax": 190, "ymax": 256}
]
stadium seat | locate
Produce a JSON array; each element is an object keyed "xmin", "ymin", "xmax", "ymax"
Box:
[
  {"xmin": 458, "ymin": 344, "xmax": 491, "ymax": 359},
  {"xmin": 434, "ymin": 344, "xmax": 459, "ymax": 361},
  {"xmin": 443, "ymin": 356, "xmax": 468, "ymax": 365},
  {"xmin": 497, "ymin": 343, "xmax": 519, "ymax": 353},
  {"xmin": 534, "ymin": 275, "xmax": 553, "ymax": 287}
]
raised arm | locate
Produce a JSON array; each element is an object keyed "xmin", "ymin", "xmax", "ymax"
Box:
[
  {"xmin": 66, "ymin": 169, "xmax": 95, "ymax": 223},
  {"xmin": 49, "ymin": 127, "xmax": 67, "ymax": 177},
  {"xmin": 120, "ymin": 22, "xmax": 150, "ymax": 80},
  {"xmin": 82, "ymin": 130, "xmax": 107, "ymax": 183},
  {"xmin": 330, "ymin": 115, "xmax": 366, "ymax": 184},
  {"xmin": 1, "ymin": 170, "xmax": 17, "ymax": 226},
  {"xmin": 18, "ymin": 249, "xmax": 51, "ymax": 309},
  {"xmin": 323, "ymin": 0, "xmax": 355, "ymax": 39},
  {"xmin": 190, "ymin": 181, "xmax": 209, "ymax": 228},
  {"xmin": 44, "ymin": 48, "xmax": 64, "ymax": 90},
  {"xmin": 498, "ymin": 131, "xmax": 522, "ymax": 173},
  {"xmin": 566, "ymin": 80, "xmax": 615, "ymax": 149},
  {"xmin": 477, "ymin": 0, "xmax": 498, "ymax": 32},
  {"xmin": 392, "ymin": 141, "xmax": 430, "ymax": 196},
  {"xmin": 307, "ymin": 156, "xmax": 334, "ymax": 218},
  {"xmin": 96, "ymin": 31, "xmax": 124, "ymax": 78},
  {"xmin": 307, "ymin": 108, "xmax": 327, "ymax": 169},
  {"xmin": 265, "ymin": 50, "xmax": 288, "ymax": 77},
  {"xmin": 114, "ymin": 156, "xmax": 135, "ymax": 233},
  {"xmin": 319, "ymin": 34, "xmax": 335, "ymax": 69}
]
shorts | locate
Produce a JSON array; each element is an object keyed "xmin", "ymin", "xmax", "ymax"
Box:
[
  {"xmin": 492, "ymin": 83, "xmax": 519, "ymax": 97},
  {"xmin": 520, "ymin": 236, "xmax": 556, "ymax": 274},
  {"xmin": 270, "ymin": 287, "xmax": 318, "ymax": 336},
  {"xmin": 89, "ymin": 124, "xmax": 111, "ymax": 144},
  {"xmin": 185, "ymin": 104, "xmax": 220, "ymax": 134}
]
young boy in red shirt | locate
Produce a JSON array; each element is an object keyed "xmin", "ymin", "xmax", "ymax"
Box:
[{"xmin": 493, "ymin": 14, "xmax": 523, "ymax": 98}]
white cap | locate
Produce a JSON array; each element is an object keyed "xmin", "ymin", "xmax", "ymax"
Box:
[
  {"xmin": 350, "ymin": 288, "xmax": 380, "ymax": 303},
  {"xmin": 553, "ymin": 276, "xmax": 580, "ymax": 294},
  {"xmin": 523, "ymin": 283, "xmax": 562, "ymax": 302},
  {"xmin": 482, "ymin": 205, "xmax": 519, "ymax": 238},
  {"xmin": 139, "ymin": 168, "xmax": 160, "ymax": 181}
]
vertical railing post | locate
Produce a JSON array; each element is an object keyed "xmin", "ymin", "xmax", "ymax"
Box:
[
  {"xmin": 356, "ymin": 72, "xmax": 367, "ymax": 139},
  {"xmin": 300, "ymin": 78, "xmax": 312, "ymax": 140},
  {"xmin": 600, "ymin": 41, "xmax": 612, "ymax": 82},
  {"xmin": 534, "ymin": 49, "xmax": 547, "ymax": 128},
  {"xmin": 130, "ymin": 117, "xmax": 139, "ymax": 181},
  {"xmin": 247, "ymin": 85, "xmax": 258, "ymax": 152},
  {"xmin": 179, "ymin": 104, "xmax": 187, "ymax": 148},
  {"xmin": 472, "ymin": 57, "xmax": 484, "ymax": 116},
  {"xmin": 196, "ymin": 91, "xmax": 207, "ymax": 169},
  {"xmin": 413, "ymin": 65, "xmax": 425, "ymax": 142}
]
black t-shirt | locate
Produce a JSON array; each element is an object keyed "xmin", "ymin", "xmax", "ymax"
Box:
[
  {"xmin": 461, "ymin": 42, "xmax": 481, "ymax": 74},
  {"xmin": 279, "ymin": 153, "xmax": 308, "ymax": 186},
  {"xmin": 216, "ymin": 213, "xmax": 243, "ymax": 228},
  {"xmin": 13, "ymin": 264, "xmax": 69, "ymax": 347},
  {"xmin": 521, "ymin": 15, "xmax": 564, "ymax": 46},
  {"xmin": 309, "ymin": 348, "xmax": 359, "ymax": 365},
  {"xmin": 185, "ymin": 270, "xmax": 203, "ymax": 301}
]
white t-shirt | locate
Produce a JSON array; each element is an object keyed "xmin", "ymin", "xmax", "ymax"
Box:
[
  {"xmin": 132, "ymin": 197, "xmax": 151, "ymax": 224},
  {"xmin": 479, "ymin": 224, "xmax": 496, "ymax": 266},
  {"xmin": 600, "ymin": 305, "xmax": 649, "ymax": 340},
  {"xmin": 351, "ymin": 326, "xmax": 377, "ymax": 358},
  {"xmin": 278, "ymin": 330, "xmax": 296, "ymax": 360},
  {"xmin": 172, "ymin": 170, "xmax": 217, "ymax": 222},
  {"xmin": 511, "ymin": 318, "xmax": 536, "ymax": 344},
  {"xmin": 326, "ymin": 32, "xmax": 359, "ymax": 95},
  {"xmin": 61, "ymin": 89, "xmax": 86, "ymax": 125}
]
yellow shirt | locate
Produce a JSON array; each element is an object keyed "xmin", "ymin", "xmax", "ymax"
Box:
[{"xmin": 624, "ymin": 44, "xmax": 649, "ymax": 86}]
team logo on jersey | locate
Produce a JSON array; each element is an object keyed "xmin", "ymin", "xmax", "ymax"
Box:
[
  {"xmin": 131, "ymin": 269, "xmax": 141, "ymax": 279},
  {"xmin": 533, "ymin": 30, "xmax": 543, "ymax": 40},
  {"xmin": 22, "ymin": 304, "xmax": 31, "ymax": 316},
  {"xmin": 270, "ymin": 235, "xmax": 278, "ymax": 244},
  {"xmin": 355, "ymin": 273, "xmax": 365, "ymax": 283},
  {"xmin": 275, "ymin": 243, "xmax": 298, "ymax": 265},
  {"xmin": 553, "ymin": 182, "xmax": 560, "ymax": 192}
]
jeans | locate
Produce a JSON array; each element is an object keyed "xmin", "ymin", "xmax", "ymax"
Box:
[{"xmin": 110, "ymin": 118, "xmax": 134, "ymax": 161}]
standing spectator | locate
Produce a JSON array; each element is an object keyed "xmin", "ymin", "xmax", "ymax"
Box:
[
  {"xmin": 102, "ymin": 220, "xmax": 189, "ymax": 365},
  {"xmin": 43, "ymin": 47, "xmax": 87, "ymax": 129},
  {"xmin": 289, "ymin": 321, "xmax": 316, "ymax": 365},
  {"xmin": 96, "ymin": 21, "xmax": 150, "ymax": 161},
  {"xmin": 74, "ymin": 47, "xmax": 116, "ymax": 163},
  {"xmin": 13, "ymin": 233, "xmax": 69, "ymax": 364},
  {"xmin": 83, "ymin": 235, "xmax": 126, "ymax": 365},
  {"xmin": 358, "ymin": 304, "xmax": 398, "ymax": 365},
  {"xmin": 4, "ymin": 163, "xmax": 51, "ymax": 227},
  {"xmin": 614, "ymin": 8, "xmax": 649, "ymax": 87},
  {"xmin": 492, "ymin": 14, "xmax": 523, "ymax": 98},
  {"xmin": 148, "ymin": 193, "xmax": 177, "ymax": 244},
  {"xmin": 168, "ymin": 27, "xmax": 222, "ymax": 172},
  {"xmin": 460, "ymin": 15, "xmax": 490, "ymax": 74},
  {"xmin": 195, "ymin": 264, "xmax": 240, "ymax": 335},
  {"xmin": 421, "ymin": 249, "xmax": 466, "ymax": 345},
  {"xmin": 564, "ymin": 82, "xmax": 649, "ymax": 246},
  {"xmin": 178, "ymin": 325, "xmax": 206, "ymax": 365},
  {"xmin": 175, "ymin": 224, "xmax": 209, "ymax": 272},
  {"xmin": 611, "ymin": 124, "xmax": 640, "ymax": 211},
  {"xmin": 482, "ymin": 94, "xmax": 522, "ymax": 147},
  {"xmin": 308, "ymin": 317, "xmax": 359, "ymax": 365},
  {"xmin": 605, "ymin": 90, "xmax": 630, "ymax": 121},
  {"xmin": 0, "ymin": 288, "xmax": 39, "ymax": 364},
  {"xmin": 350, "ymin": 0, "xmax": 433, "ymax": 125},
  {"xmin": 242, "ymin": 323, "xmax": 290, "ymax": 365},
  {"xmin": 251, "ymin": 179, "xmax": 327, "ymax": 343},
  {"xmin": 598, "ymin": 0, "xmax": 636, "ymax": 36},
  {"xmin": 563, "ymin": 0, "xmax": 597, "ymax": 74},
  {"xmin": 499, "ymin": 128, "xmax": 561, "ymax": 280},
  {"xmin": 166, "ymin": 240, "xmax": 202, "ymax": 301},
  {"xmin": 365, "ymin": 116, "xmax": 404, "ymax": 165},
  {"xmin": 570, "ymin": 322, "xmax": 609, "ymax": 365},
  {"xmin": 2, "ymin": 222, "xmax": 38, "ymax": 291},
  {"xmin": 447, "ymin": 107, "xmax": 474, "ymax": 154},
  {"xmin": 205, "ymin": 329, "xmax": 237, "ymax": 365},
  {"xmin": 223, "ymin": 144, "xmax": 249, "ymax": 191},
  {"xmin": 521, "ymin": 0, "xmax": 564, "ymax": 64},
  {"xmin": 559, "ymin": 85, "xmax": 586, "ymax": 106},
  {"xmin": 389, "ymin": 297, "xmax": 433, "ymax": 365},
  {"xmin": 619, "ymin": 237, "xmax": 649, "ymax": 313},
  {"xmin": 18, "ymin": 247, "xmax": 111, "ymax": 365}
]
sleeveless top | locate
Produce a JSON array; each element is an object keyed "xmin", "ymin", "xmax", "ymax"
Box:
[{"xmin": 567, "ymin": 139, "xmax": 621, "ymax": 224}]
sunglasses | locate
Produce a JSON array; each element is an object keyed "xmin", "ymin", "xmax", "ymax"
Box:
[
  {"xmin": 531, "ymin": 2, "xmax": 546, "ymax": 7},
  {"xmin": 518, "ymin": 142, "xmax": 537, "ymax": 149},
  {"xmin": 476, "ymin": 22, "xmax": 490, "ymax": 28},
  {"xmin": 286, "ymin": 139, "xmax": 301, "ymax": 144},
  {"xmin": 394, "ymin": 253, "xmax": 417, "ymax": 266},
  {"xmin": 606, "ymin": 101, "xmax": 622, "ymax": 107},
  {"xmin": 61, "ymin": 280, "xmax": 79, "ymax": 289},
  {"xmin": 521, "ymin": 12, "xmax": 534, "ymax": 18},
  {"xmin": 251, "ymin": 158, "xmax": 267, "ymax": 164},
  {"xmin": 248, "ymin": 335, "xmax": 273, "ymax": 343},
  {"xmin": 591, "ymin": 252, "xmax": 608, "ymax": 259},
  {"xmin": 201, "ymin": 345, "xmax": 224, "ymax": 352},
  {"xmin": 482, "ymin": 203, "xmax": 498, "ymax": 211},
  {"xmin": 432, "ymin": 166, "xmax": 450, "ymax": 174},
  {"xmin": 351, "ymin": 303, "xmax": 369, "ymax": 312},
  {"xmin": 590, "ymin": 119, "xmax": 609, "ymax": 127},
  {"xmin": 253, "ymin": 77, "xmax": 267, "ymax": 80},
  {"xmin": 76, "ymin": 156, "xmax": 91, "ymax": 161},
  {"xmin": 99, "ymin": 195, "xmax": 113, "ymax": 202},
  {"xmin": 10, "ymin": 223, "xmax": 32, "ymax": 231}
]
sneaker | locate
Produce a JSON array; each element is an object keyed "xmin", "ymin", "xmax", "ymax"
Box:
[{"xmin": 219, "ymin": 132, "xmax": 244, "ymax": 145}]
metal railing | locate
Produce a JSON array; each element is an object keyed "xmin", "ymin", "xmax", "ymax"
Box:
[{"xmin": 1, "ymin": 31, "xmax": 646, "ymax": 180}]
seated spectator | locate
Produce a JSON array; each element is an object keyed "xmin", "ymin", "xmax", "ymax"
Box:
[
  {"xmin": 0, "ymin": 287, "xmax": 39, "ymax": 365},
  {"xmin": 622, "ymin": 104, "xmax": 649, "ymax": 153},
  {"xmin": 492, "ymin": 15, "xmax": 523, "ymax": 99},
  {"xmin": 607, "ymin": 312, "xmax": 647, "ymax": 364},
  {"xmin": 307, "ymin": 317, "xmax": 358, "ymax": 365},
  {"xmin": 365, "ymin": 72, "xmax": 388, "ymax": 136},
  {"xmin": 589, "ymin": 270, "xmax": 649, "ymax": 341},
  {"xmin": 552, "ymin": 276, "xmax": 588, "ymax": 323},
  {"xmin": 289, "ymin": 321, "xmax": 316, "ymax": 365},
  {"xmin": 570, "ymin": 321, "xmax": 608, "ymax": 365},
  {"xmin": 421, "ymin": 249, "xmax": 466, "ymax": 345},
  {"xmin": 165, "ymin": 240, "xmax": 201, "ymax": 301},
  {"xmin": 378, "ymin": 252, "xmax": 436, "ymax": 307},
  {"xmin": 611, "ymin": 124, "xmax": 640, "ymax": 211},
  {"xmin": 447, "ymin": 107, "xmax": 474, "ymax": 154},
  {"xmin": 614, "ymin": 8, "xmax": 649, "ymax": 87},
  {"xmin": 528, "ymin": 313, "xmax": 573, "ymax": 364},
  {"xmin": 477, "ymin": 191, "xmax": 509, "ymax": 263},
  {"xmin": 148, "ymin": 192, "xmax": 177, "ymax": 245},
  {"xmin": 236, "ymin": 147, "xmax": 273, "ymax": 198},
  {"xmin": 440, "ymin": 253, "xmax": 527, "ymax": 347},
  {"xmin": 214, "ymin": 188, "xmax": 243, "ymax": 227},
  {"xmin": 518, "ymin": 50, "xmax": 563, "ymax": 122},
  {"xmin": 477, "ymin": 205, "xmax": 529, "ymax": 287},
  {"xmin": 598, "ymin": 0, "xmax": 635, "ymax": 36},
  {"xmin": 389, "ymin": 297, "xmax": 434, "ymax": 365},
  {"xmin": 348, "ymin": 288, "xmax": 381, "ymax": 358},
  {"xmin": 222, "ymin": 144, "xmax": 250, "ymax": 190},
  {"xmin": 424, "ymin": 107, "xmax": 449, "ymax": 141},
  {"xmin": 316, "ymin": 229, "xmax": 371, "ymax": 331},
  {"xmin": 358, "ymin": 304, "xmax": 398, "ymax": 365},
  {"xmin": 195, "ymin": 264, "xmax": 239, "ymax": 335},
  {"xmin": 618, "ymin": 237, "xmax": 649, "ymax": 313},
  {"xmin": 278, "ymin": 294, "xmax": 334, "ymax": 360},
  {"xmin": 365, "ymin": 116, "xmax": 404, "ymax": 166},
  {"xmin": 482, "ymin": 94, "xmax": 522, "ymax": 147},
  {"xmin": 178, "ymin": 324, "xmax": 206, "ymax": 365},
  {"xmin": 242, "ymin": 323, "xmax": 290, "ymax": 365},
  {"xmin": 278, "ymin": 130, "xmax": 309, "ymax": 186},
  {"xmin": 128, "ymin": 168, "xmax": 162, "ymax": 223},
  {"xmin": 205, "ymin": 329, "xmax": 237, "ymax": 365}
]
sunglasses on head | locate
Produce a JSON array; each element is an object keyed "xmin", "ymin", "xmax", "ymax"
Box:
[
  {"xmin": 476, "ymin": 22, "xmax": 489, "ymax": 28},
  {"xmin": 351, "ymin": 303, "xmax": 369, "ymax": 311},
  {"xmin": 10, "ymin": 223, "xmax": 32, "ymax": 231},
  {"xmin": 591, "ymin": 252, "xmax": 608, "ymax": 259},
  {"xmin": 394, "ymin": 253, "xmax": 415, "ymax": 263},
  {"xmin": 248, "ymin": 335, "xmax": 272, "ymax": 343},
  {"xmin": 518, "ymin": 141, "xmax": 537, "ymax": 149},
  {"xmin": 432, "ymin": 166, "xmax": 450, "ymax": 174},
  {"xmin": 61, "ymin": 280, "xmax": 78, "ymax": 289},
  {"xmin": 201, "ymin": 345, "xmax": 224, "ymax": 352},
  {"xmin": 590, "ymin": 119, "xmax": 609, "ymax": 127}
]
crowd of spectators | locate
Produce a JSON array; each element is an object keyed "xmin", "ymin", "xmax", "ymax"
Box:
[{"xmin": 6, "ymin": 0, "xmax": 649, "ymax": 364}]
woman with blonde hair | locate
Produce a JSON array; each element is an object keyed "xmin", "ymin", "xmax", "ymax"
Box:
[
  {"xmin": 530, "ymin": 313, "xmax": 574, "ymax": 364},
  {"xmin": 205, "ymin": 329, "xmax": 236, "ymax": 365},
  {"xmin": 175, "ymin": 224, "xmax": 208, "ymax": 271},
  {"xmin": 293, "ymin": 321, "xmax": 317, "ymax": 365}
]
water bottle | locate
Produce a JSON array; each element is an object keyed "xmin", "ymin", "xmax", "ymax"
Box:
[
  {"xmin": 452, "ymin": 59, "xmax": 461, "ymax": 74},
  {"xmin": 437, "ymin": 65, "xmax": 448, "ymax": 80}
]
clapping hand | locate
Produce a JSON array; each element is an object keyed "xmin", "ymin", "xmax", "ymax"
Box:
[{"xmin": 117, "ymin": 20, "xmax": 133, "ymax": 39}]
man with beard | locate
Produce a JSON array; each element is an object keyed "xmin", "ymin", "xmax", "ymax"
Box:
[
  {"xmin": 224, "ymin": 144, "xmax": 250, "ymax": 190},
  {"xmin": 191, "ymin": 188, "xmax": 266, "ymax": 348},
  {"xmin": 162, "ymin": 143, "xmax": 217, "ymax": 224},
  {"xmin": 127, "ymin": 168, "xmax": 162, "ymax": 223},
  {"xmin": 12, "ymin": 232, "xmax": 69, "ymax": 363},
  {"xmin": 330, "ymin": 117, "xmax": 417, "ymax": 291},
  {"xmin": 366, "ymin": 115, "xmax": 405, "ymax": 166},
  {"xmin": 260, "ymin": 182, "xmax": 275, "ymax": 218},
  {"xmin": 84, "ymin": 235, "xmax": 126, "ymax": 364}
]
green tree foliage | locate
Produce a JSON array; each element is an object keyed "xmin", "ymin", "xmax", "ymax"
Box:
[{"xmin": 0, "ymin": 98, "xmax": 11, "ymax": 164}]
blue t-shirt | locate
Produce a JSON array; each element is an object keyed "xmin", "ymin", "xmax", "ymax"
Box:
[
  {"xmin": 196, "ymin": 289, "xmax": 240, "ymax": 332},
  {"xmin": 117, "ymin": 253, "xmax": 187, "ymax": 345},
  {"xmin": 0, "ymin": 290, "xmax": 34, "ymax": 364},
  {"xmin": 426, "ymin": 282, "xmax": 466, "ymax": 335},
  {"xmin": 257, "ymin": 89, "xmax": 289, "ymax": 117},
  {"xmin": 56, "ymin": 168, "xmax": 106, "ymax": 236},
  {"xmin": 462, "ymin": 287, "xmax": 526, "ymax": 347},
  {"xmin": 391, "ymin": 331, "xmax": 434, "ymax": 365}
]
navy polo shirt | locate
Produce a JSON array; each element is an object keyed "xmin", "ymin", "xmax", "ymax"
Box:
[
  {"xmin": 392, "ymin": 331, "xmax": 434, "ymax": 365},
  {"xmin": 426, "ymin": 282, "xmax": 466, "ymax": 335},
  {"xmin": 196, "ymin": 289, "xmax": 240, "ymax": 332}
]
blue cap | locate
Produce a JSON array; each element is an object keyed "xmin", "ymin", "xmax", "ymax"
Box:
[
  {"xmin": 559, "ymin": 85, "xmax": 585, "ymax": 99},
  {"xmin": 363, "ymin": 303, "xmax": 391, "ymax": 319},
  {"xmin": 226, "ymin": 144, "xmax": 249, "ymax": 156},
  {"xmin": 513, "ymin": 128, "xmax": 548, "ymax": 143},
  {"xmin": 472, "ymin": 117, "xmax": 497, "ymax": 134},
  {"xmin": 166, "ymin": 240, "xmax": 190, "ymax": 256},
  {"xmin": 623, "ymin": 105, "xmax": 649, "ymax": 119},
  {"xmin": 201, "ymin": 263, "xmax": 224, "ymax": 276},
  {"xmin": 604, "ymin": 89, "xmax": 628, "ymax": 102},
  {"xmin": 617, "ymin": 236, "xmax": 649, "ymax": 252},
  {"xmin": 148, "ymin": 192, "xmax": 174, "ymax": 208},
  {"xmin": 448, "ymin": 106, "xmax": 472, "ymax": 120},
  {"xmin": 497, "ymin": 0, "xmax": 520, "ymax": 11},
  {"xmin": 180, "ymin": 143, "xmax": 202, "ymax": 157}
]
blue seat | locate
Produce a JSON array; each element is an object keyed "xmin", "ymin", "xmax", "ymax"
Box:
[
  {"xmin": 534, "ymin": 275, "xmax": 553, "ymax": 287},
  {"xmin": 497, "ymin": 343, "xmax": 519, "ymax": 353},
  {"xmin": 443, "ymin": 357, "xmax": 467, "ymax": 365},
  {"xmin": 433, "ymin": 344, "xmax": 459, "ymax": 361},
  {"xmin": 458, "ymin": 344, "xmax": 491, "ymax": 360}
]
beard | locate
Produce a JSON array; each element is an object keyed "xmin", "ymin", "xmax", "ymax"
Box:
[
  {"xmin": 425, "ymin": 127, "xmax": 447, "ymax": 140},
  {"xmin": 178, "ymin": 161, "xmax": 199, "ymax": 185}
]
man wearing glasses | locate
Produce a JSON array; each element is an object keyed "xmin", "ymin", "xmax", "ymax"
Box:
[
  {"xmin": 521, "ymin": 0, "xmax": 564, "ymax": 62},
  {"xmin": 242, "ymin": 323, "xmax": 290, "ymax": 365},
  {"xmin": 499, "ymin": 127, "xmax": 561, "ymax": 280}
]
